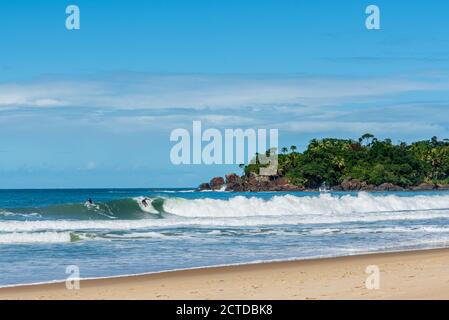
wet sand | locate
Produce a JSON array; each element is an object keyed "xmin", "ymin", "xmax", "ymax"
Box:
[{"xmin": 2, "ymin": 248, "xmax": 449, "ymax": 300}]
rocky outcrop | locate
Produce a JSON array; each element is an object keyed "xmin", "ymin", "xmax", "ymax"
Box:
[
  {"xmin": 236, "ymin": 173, "xmax": 303, "ymax": 192},
  {"xmin": 412, "ymin": 183, "xmax": 449, "ymax": 191},
  {"xmin": 225, "ymin": 173, "xmax": 241, "ymax": 184},
  {"xmin": 336, "ymin": 179, "xmax": 375, "ymax": 191},
  {"xmin": 335, "ymin": 179, "xmax": 407, "ymax": 192},
  {"xmin": 412, "ymin": 183, "xmax": 436, "ymax": 191},
  {"xmin": 339, "ymin": 179, "xmax": 363, "ymax": 191},
  {"xmin": 199, "ymin": 174, "xmax": 449, "ymax": 192},
  {"xmin": 243, "ymin": 172, "xmax": 270, "ymax": 192},
  {"xmin": 225, "ymin": 173, "xmax": 243, "ymax": 192},
  {"xmin": 200, "ymin": 173, "xmax": 304, "ymax": 192},
  {"xmin": 267, "ymin": 177, "xmax": 305, "ymax": 191},
  {"xmin": 198, "ymin": 183, "xmax": 211, "ymax": 191},
  {"xmin": 209, "ymin": 177, "xmax": 225, "ymax": 190},
  {"xmin": 375, "ymin": 183, "xmax": 404, "ymax": 192}
]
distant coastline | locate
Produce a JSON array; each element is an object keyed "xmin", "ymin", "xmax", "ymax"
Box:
[{"xmin": 199, "ymin": 135, "xmax": 449, "ymax": 192}]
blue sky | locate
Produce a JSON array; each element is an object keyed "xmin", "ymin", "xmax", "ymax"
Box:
[{"xmin": 1, "ymin": 0, "xmax": 449, "ymax": 188}]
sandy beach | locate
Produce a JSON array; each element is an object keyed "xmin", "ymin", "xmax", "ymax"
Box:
[{"xmin": 2, "ymin": 248, "xmax": 449, "ymax": 300}]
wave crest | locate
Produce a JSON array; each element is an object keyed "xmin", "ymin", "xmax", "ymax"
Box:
[{"xmin": 163, "ymin": 193, "xmax": 449, "ymax": 218}]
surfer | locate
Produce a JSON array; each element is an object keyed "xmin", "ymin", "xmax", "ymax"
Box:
[
  {"xmin": 87, "ymin": 198, "xmax": 93, "ymax": 205},
  {"xmin": 141, "ymin": 198, "xmax": 149, "ymax": 207}
]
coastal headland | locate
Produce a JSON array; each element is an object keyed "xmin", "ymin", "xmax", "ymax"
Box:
[{"xmin": 199, "ymin": 135, "xmax": 449, "ymax": 192}]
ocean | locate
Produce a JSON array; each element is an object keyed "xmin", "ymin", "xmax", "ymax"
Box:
[{"xmin": 1, "ymin": 189, "xmax": 449, "ymax": 287}]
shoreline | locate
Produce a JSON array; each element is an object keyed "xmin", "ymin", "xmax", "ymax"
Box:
[
  {"xmin": 0, "ymin": 249, "xmax": 415, "ymax": 290},
  {"xmin": 0, "ymin": 246, "xmax": 444, "ymax": 290},
  {"xmin": 3, "ymin": 247, "xmax": 449, "ymax": 299}
]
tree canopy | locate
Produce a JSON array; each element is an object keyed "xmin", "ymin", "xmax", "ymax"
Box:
[{"xmin": 243, "ymin": 135, "xmax": 449, "ymax": 189}]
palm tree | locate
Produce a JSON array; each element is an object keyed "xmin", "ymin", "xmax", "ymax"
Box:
[
  {"xmin": 359, "ymin": 133, "xmax": 375, "ymax": 146},
  {"xmin": 281, "ymin": 147, "xmax": 288, "ymax": 154},
  {"xmin": 427, "ymin": 148, "xmax": 445, "ymax": 180},
  {"xmin": 332, "ymin": 156, "xmax": 345, "ymax": 170},
  {"xmin": 309, "ymin": 139, "xmax": 320, "ymax": 151},
  {"xmin": 290, "ymin": 145, "xmax": 297, "ymax": 153}
]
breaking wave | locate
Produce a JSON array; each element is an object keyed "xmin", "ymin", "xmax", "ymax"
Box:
[
  {"xmin": 162, "ymin": 193, "xmax": 449, "ymax": 218},
  {"xmin": 0, "ymin": 197, "xmax": 163, "ymax": 220},
  {"xmin": 0, "ymin": 193, "xmax": 449, "ymax": 233},
  {"xmin": 0, "ymin": 232, "xmax": 81, "ymax": 244}
]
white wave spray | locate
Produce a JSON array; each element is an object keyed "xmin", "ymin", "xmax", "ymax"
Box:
[{"xmin": 1, "ymin": 193, "xmax": 449, "ymax": 234}]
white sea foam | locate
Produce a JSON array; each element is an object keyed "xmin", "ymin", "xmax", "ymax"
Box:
[
  {"xmin": 0, "ymin": 232, "xmax": 73, "ymax": 244},
  {"xmin": 199, "ymin": 186, "xmax": 228, "ymax": 193},
  {"xmin": 0, "ymin": 230, "xmax": 179, "ymax": 244},
  {"xmin": 0, "ymin": 210, "xmax": 17, "ymax": 217},
  {"xmin": 104, "ymin": 232, "xmax": 168, "ymax": 239},
  {"xmin": 162, "ymin": 193, "xmax": 449, "ymax": 218},
  {"xmin": 300, "ymin": 226, "xmax": 449, "ymax": 236},
  {"xmin": 0, "ymin": 210, "xmax": 41, "ymax": 218},
  {"xmin": 2, "ymin": 224, "xmax": 449, "ymax": 244}
]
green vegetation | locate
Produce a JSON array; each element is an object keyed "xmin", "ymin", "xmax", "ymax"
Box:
[{"xmin": 244, "ymin": 135, "xmax": 449, "ymax": 189}]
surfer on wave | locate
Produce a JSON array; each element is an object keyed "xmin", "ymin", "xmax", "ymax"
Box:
[
  {"xmin": 85, "ymin": 198, "xmax": 96, "ymax": 208},
  {"xmin": 141, "ymin": 198, "xmax": 149, "ymax": 207}
]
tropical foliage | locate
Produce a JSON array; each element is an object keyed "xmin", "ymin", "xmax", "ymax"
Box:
[{"xmin": 243, "ymin": 135, "xmax": 449, "ymax": 189}]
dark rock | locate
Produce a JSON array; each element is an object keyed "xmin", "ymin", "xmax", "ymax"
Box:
[
  {"xmin": 244, "ymin": 172, "xmax": 270, "ymax": 192},
  {"xmin": 340, "ymin": 179, "xmax": 363, "ymax": 191},
  {"xmin": 267, "ymin": 177, "xmax": 304, "ymax": 191},
  {"xmin": 248, "ymin": 172, "xmax": 270, "ymax": 182},
  {"xmin": 209, "ymin": 177, "xmax": 225, "ymax": 190},
  {"xmin": 228, "ymin": 184, "xmax": 246, "ymax": 192},
  {"xmin": 225, "ymin": 173, "xmax": 243, "ymax": 191},
  {"xmin": 271, "ymin": 177, "xmax": 289, "ymax": 187},
  {"xmin": 339, "ymin": 179, "xmax": 403, "ymax": 192},
  {"xmin": 224, "ymin": 172, "xmax": 306, "ymax": 192},
  {"xmin": 375, "ymin": 183, "xmax": 404, "ymax": 191},
  {"xmin": 274, "ymin": 183, "xmax": 305, "ymax": 191},
  {"xmin": 360, "ymin": 182, "xmax": 376, "ymax": 191},
  {"xmin": 204, "ymin": 173, "xmax": 449, "ymax": 193},
  {"xmin": 412, "ymin": 183, "xmax": 436, "ymax": 191},
  {"xmin": 225, "ymin": 173, "xmax": 241, "ymax": 185},
  {"xmin": 198, "ymin": 183, "xmax": 211, "ymax": 191}
]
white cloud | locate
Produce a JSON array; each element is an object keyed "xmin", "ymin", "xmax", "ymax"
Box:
[
  {"xmin": 1, "ymin": 73, "xmax": 448, "ymax": 140},
  {"xmin": 279, "ymin": 121, "xmax": 446, "ymax": 135},
  {"xmin": 0, "ymin": 73, "xmax": 446, "ymax": 110}
]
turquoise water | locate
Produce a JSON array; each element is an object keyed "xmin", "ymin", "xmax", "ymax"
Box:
[{"xmin": 1, "ymin": 189, "xmax": 449, "ymax": 286}]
